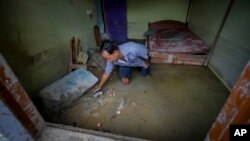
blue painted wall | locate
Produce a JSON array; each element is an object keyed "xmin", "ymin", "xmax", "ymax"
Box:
[{"xmin": 0, "ymin": 100, "xmax": 33, "ymax": 141}]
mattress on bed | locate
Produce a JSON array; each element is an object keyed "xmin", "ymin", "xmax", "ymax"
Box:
[{"xmin": 148, "ymin": 27, "xmax": 209, "ymax": 54}]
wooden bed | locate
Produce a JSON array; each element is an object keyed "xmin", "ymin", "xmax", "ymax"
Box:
[{"xmin": 147, "ymin": 20, "xmax": 209, "ymax": 65}]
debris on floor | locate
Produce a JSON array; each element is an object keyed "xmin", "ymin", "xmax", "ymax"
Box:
[
  {"xmin": 71, "ymin": 122, "xmax": 77, "ymax": 127},
  {"xmin": 51, "ymin": 85, "xmax": 131, "ymax": 131},
  {"xmin": 106, "ymin": 88, "xmax": 116, "ymax": 96},
  {"xmin": 132, "ymin": 102, "xmax": 137, "ymax": 106},
  {"xmin": 96, "ymin": 122, "xmax": 102, "ymax": 128},
  {"xmin": 96, "ymin": 98, "xmax": 105, "ymax": 106},
  {"xmin": 91, "ymin": 110, "xmax": 100, "ymax": 117},
  {"xmin": 116, "ymin": 97, "xmax": 126, "ymax": 115},
  {"xmin": 45, "ymin": 64, "xmax": 230, "ymax": 141},
  {"xmin": 111, "ymin": 115, "xmax": 117, "ymax": 120},
  {"xmin": 83, "ymin": 104, "xmax": 100, "ymax": 116}
]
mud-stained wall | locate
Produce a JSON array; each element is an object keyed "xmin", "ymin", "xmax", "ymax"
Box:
[
  {"xmin": 127, "ymin": 0, "xmax": 189, "ymax": 39},
  {"xmin": 188, "ymin": 0, "xmax": 229, "ymax": 46},
  {"xmin": 209, "ymin": 0, "xmax": 250, "ymax": 88},
  {"xmin": 0, "ymin": 0, "xmax": 97, "ymax": 100}
]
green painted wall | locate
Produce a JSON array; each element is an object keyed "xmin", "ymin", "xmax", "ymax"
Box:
[
  {"xmin": 209, "ymin": 0, "xmax": 250, "ymax": 88},
  {"xmin": 0, "ymin": 0, "xmax": 97, "ymax": 100},
  {"xmin": 127, "ymin": 0, "xmax": 189, "ymax": 39},
  {"xmin": 188, "ymin": 0, "xmax": 229, "ymax": 46}
]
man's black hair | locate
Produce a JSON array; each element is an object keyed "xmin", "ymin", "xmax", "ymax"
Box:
[{"xmin": 100, "ymin": 40, "xmax": 118, "ymax": 54}]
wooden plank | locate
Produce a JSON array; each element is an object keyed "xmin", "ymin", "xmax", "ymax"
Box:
[
  {"xmin": 0, "ymin": 54, "xmax": 46, "ymax": 139},
  {"xmin": 205, "ymin": 61, "xmax": 250, "ymax": 141},
  {"xmin": 150, "ymin": 52, "xmax": 206, "ymax": 65}
]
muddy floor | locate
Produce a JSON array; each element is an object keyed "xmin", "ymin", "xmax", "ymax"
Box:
[{"xmin": 48, "ymin": 64, "xmax": 229, "ymax": 141}]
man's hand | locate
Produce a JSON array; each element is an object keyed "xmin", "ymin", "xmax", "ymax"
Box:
[
  {"xmin": 92, "ymin": 87, "xmax": 103, "ymax": 99},
  {"xmin": 90, "ymin": 73, "xmax": 110, "ymax": 96},
  {"xmin": 93, "ymin": 85, "xmax": 101, "ymax": 93}
]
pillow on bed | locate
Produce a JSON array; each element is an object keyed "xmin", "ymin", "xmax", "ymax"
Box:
[{"xmin": 144, "ymin": 29, "xmax": 157, "ymax": 36}]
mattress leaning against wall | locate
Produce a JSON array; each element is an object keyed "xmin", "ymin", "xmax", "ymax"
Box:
[{"xmin": 39, "ymin": 68, "xmax": 98, "ymax": 120}]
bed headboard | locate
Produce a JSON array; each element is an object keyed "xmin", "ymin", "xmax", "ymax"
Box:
[{"xmin": 148, "ymin": 20, "xmax": 186, "ymax": 30}]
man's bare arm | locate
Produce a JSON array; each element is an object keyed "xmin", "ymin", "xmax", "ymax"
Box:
[{"xmin": 95, "ymin": 73, "xmax": 110, "ymax": 90}]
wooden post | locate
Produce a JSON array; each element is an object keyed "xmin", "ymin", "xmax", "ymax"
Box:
[
  {"xmin": 94, "ymin": 25, "xmax": 102, "ymax": 47},
  {"xmin": 205, "ymin": 61, "xmax": 250, "ymax": 141},
  {"xmin": 0, "ymin": 54, "xmax": 46, "ymax": 139}
]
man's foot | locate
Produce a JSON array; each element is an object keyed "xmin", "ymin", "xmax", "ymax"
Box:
[
  {"xmin": 121, "ymin": 78, "xmax": 129, "ymax": 85},
  {"xmin": 145, "ymin": 74, "xmax": 151, "ymax": 78},
  {"xmin": 141, "ymin": 66, "xmax": 150, "ymax": 77}
]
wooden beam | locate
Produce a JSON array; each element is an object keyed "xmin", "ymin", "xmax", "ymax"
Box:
[
  {"xmin": 0, "ymin": 54, "xmax": 46, "ymax": 139},
  {"xmin": 205, "ymin": 61, "xmax": 250, "ymax": 141}
]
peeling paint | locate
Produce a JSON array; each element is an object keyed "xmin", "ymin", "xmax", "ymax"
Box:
[
  {"xmin": 217, "ymin": 107, "xmax": 238, "ymax": 125},
  {"xmin": 0, "ymin": 55, "xmax": 18, "ymax": 86},
  {"xmin": 206, "ymin": 60, "xmax": 250, "ymax": 141},
  {"xmin": 239, "ymin": 79, "xmax": 250, "ymax": 99}
]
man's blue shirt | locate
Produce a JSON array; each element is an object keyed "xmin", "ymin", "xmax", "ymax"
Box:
[{"xmin": 105, "ymin": 42, "xmax": 149, "ymax": 74}]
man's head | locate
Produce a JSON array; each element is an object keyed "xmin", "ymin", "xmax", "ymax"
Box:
[{"xmin": 101, "ymin": 40, "xmax": 120, "ymax": 62}]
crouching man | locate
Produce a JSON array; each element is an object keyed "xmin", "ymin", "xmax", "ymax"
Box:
[{"xmin": 94, "ymin": 40, "xmax": 150, "ymax": 91}]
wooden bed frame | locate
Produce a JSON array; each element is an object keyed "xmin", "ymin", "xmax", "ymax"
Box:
[{"xmin": 147, "ymin": 20, "xmax": 208, "ymax": 66}]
